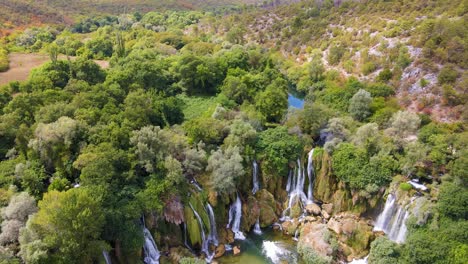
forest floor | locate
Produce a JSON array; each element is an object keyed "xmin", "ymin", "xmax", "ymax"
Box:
[{"xmin": 0, "ymin": 53, "xmax": 109, "ymax": 86}]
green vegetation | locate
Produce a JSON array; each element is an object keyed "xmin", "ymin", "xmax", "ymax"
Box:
[{"xmin": 0, "ymin": 0, "xmax": 466, "ymax": 263}]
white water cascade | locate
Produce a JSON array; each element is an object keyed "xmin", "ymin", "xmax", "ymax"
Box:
[
  {"xmin": 307, "ymin": 149, "xmax": 315, "ymax": 202},
  {"xmin": 102, "ymin": 250, "xmax": 112, "ymax": 264},
  {"xmin": 227, "ymin": 193, "xmax": 245, "ymax": 240},
  {"xmin": 253, "ymin": 217, "xmax": 262, "ymax": 235},
  {"xmin": 189, "ymin": 203, "xmax": 215, "ymax": 262},
  {"xmin": 252, "ymin": 160, "xmax": 260, "ymax": 194},
  {"xmin": 206, "ymin": 204, "xmax": 219, "ymax": 246},
  {"xmin": 143, "ymin": 227, "xmax": 160, "ymax": 264},
  {"xmin": 281, "ymin": 159, "xmax": 309, "ymax": 220},
  {"xmin": 373, "ymin": 193, "xmax": 411, "ymax": 243}
]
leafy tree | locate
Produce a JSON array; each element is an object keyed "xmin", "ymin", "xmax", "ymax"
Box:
[
  {"xmin": 28, "ymin": 117, "xmax": 83, "ymax": 171},
  {"xmin": 348, "ymin": 89, "xmax": 372, "ymax": 121},
  {"xmin": 256, "ymin": 127, "xmax": 302, "ymax": 178},
  {"xmin": 19, "ymin": 188, "xmax": 106, "ymax": 263},
  {"xmin": 183, "ymin": 117, "xmax": 225, "ymax": 145},
  {"xmin": 368, "ymin": 237, "xmax": 401, "ymax": 264},
  {"xmin": 220, "ymin": 75, "xmax": 249, "ymax": 104},
  {"xmin": 438, "ymin": 64, "xmax": 459, "ymax": 84},
  {"xmin": 0, "ymin": 192, "xmax": 37, "ymax": 245},
  {"xmin": 438, "ymin": 181, "xmax": 468, "ymax": 220},
  {"xmin": 297, "ymin": 103, "xmax": 331, "ymax": 137},
  {"xmin": 328, "ymin": 43, "xmax": 346, "ymax": 65},
  {"xmin": 130, "ymin": 126, "xmax": 169, "ymax": 174},
  {"xmin": 255, "ymin": 78, "xmax": 288, "ymax": 123},
  {"xmin": 14, "ymin": 161, "xmax": 48, "ymax": 198},
  {"xmin": 207, "ymin": 146, "xmax": 244, "ymax": 195},
  {"xmin": 352, "ymin": 123, "xmax": 381, "ymax": 154},
  {"xmin": 385, "ymin": 111, "xmax": 421, "ymax": 142}
]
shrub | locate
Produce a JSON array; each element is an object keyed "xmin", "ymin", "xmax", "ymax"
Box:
[
  {"xmin": 361, "ymin": 61, "xmax": 377, "ymax": 75},
  {"xmin": 399, "ymin": 182, "xmax": 412, "ymax": 191},
  {"xmin": 438, "ymin": 64, "xmax": 459, "ymax": 84},
  {"xmin": 377, "ymin": 68, "xmax": 393, "ymax": 82}
]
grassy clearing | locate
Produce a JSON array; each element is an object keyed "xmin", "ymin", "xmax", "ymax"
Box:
[{"xmin": 177, "ymin": 94, "xmax": 221, "ymax": 120}]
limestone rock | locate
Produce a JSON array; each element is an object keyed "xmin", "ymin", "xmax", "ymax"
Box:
[
  {"xmin": 305, "ymin": 203, "xmax": 321, "ymax": 216},
  {"xmin": 322, "ymin": 210, "xmax": 330, "ymax": 220},
  {"xmin": 327, "ymin": 217, "xmax": 341, "ymax": 235},
  {"xmin": 233, "ymin": 246, "xmax": 241, "ymax": 255},
  {"xmin": 214, "ymin": 244, "xmax": 226, "ymax": 258},
  {"xmin": 298, "ymin": 222, "xmax": 336, "ymax": 258},
  {"xmin": 322, "ymin": 203, "xmax": 333, "ymax": 215}
]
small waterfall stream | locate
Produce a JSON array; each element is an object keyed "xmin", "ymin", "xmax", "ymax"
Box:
[
  {"xmin": 143, "ymin": 227, "xmax": 160, "ymax": 264},
  {"xmin": 307, "ymin": 149, "xmax": 314, "ymax": 202},
  {"xmin": 281, "ymin": 158, "xmax": 311, "ymax": 220},
  {"xmin": 373, "ymin": 193, "xmax": 412, "ymax": 243},
  {"xmin": 227, "ymin": 193, "xmax": 246, "ymax": 240},
  {"xmin": 252, "ymin": 160, "xmax": 260, "ymax": 194},
  {"xmin": 253, "ymin": 218, "xmax": 262, "ymax": 235},
  {"xmin": 206, "ymin": 204, "xmax": 219, "ymax": 246},
  {"xmin": 102, "ymin": 250, "xmax": 112, "ymax": 264},
  {"xmin": 189, "ymin": 203, "xmax": 215, "ymax": 262}
]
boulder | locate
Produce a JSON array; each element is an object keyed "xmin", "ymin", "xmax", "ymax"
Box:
[
  {"xmin": 305, "ymin": 203, "xmax": 321, "ymax": 216},
  {"xmin": 298, "ymin": 222, "xmax": 336, "ymax": 259},
  {"xmin": 322, "ymin": 203, "xmax": 333, "ymax": 215},
  {"xmin": 233, "ymin": 246, "xmax": 241, "ymax": 255},
  {"xmin": 322, "ymin": 210, "xmax": 331, "ymax": 220},
  {"xmin": 327, "ymin": 217, "xmax": 341, "ymax": 235},
  {"xmin": 214, "ymin": 244, "xmax": 226, "ymax": 258}
]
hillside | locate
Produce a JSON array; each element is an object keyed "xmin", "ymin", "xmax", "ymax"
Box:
[
  {"xmin": 0, "ymin": 1, "xmax": 466, "ymax": 264},
  {"xmin": 0, "ymin": 0, "xmax": 281, "ymax": 32},
  {"xmin": 198, "ymin": 0, "xmax": 467, "ymax": 122}
]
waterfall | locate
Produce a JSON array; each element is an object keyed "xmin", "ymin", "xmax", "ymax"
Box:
[
  {"xmin": 143, "ymin": 227, "xmax": 160, "ymax": 264},
  {"xmin": 349, "ymin": 255, "xmax": 368, "ymax": 264},
  {"xmin": 307, "ymin": 149, "xmax": 314, "ymax": 203},
  {"xmin": 374, "ymin": 193, "xmax": 411, "ymax": 243},
  {"xmin": 292, "ymin": 229, "xmax": 299, "ymax": 241},
  {"xmin": 206, "ymin": 204, "xmax": 219, "ymax": 246},
  {"xmin": 281, "ymin": 159, "xmax": 308, "ymax": 220},
  {"xmin": 190, "ymin": 179, "xmax": 203, "ymax": 191},
  {"xmin": 189, "ymin": 203, "xmax": 215, "ymax": 262},
  {"xmin": 227, "ymin": 193, "xmax": 245, "ymax": 240},
  {"xmin": 102, "ymin": 250, "xmax": 112, "ymax": 264},
  {"xmin": 253, "ymin": 217, "xmax": 262, "ymax": 235},
  {"xmin": 183, "ymin": 223, "xmax": 192, "ymax": 251},
  {"xmin": 252, "ymin": 160, "xmax": 260, "ymax": 194}
]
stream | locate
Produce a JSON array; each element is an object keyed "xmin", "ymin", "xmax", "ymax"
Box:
[{"xmin": 218, "ymin": 227, "xmax": 303, "ymax": 264}]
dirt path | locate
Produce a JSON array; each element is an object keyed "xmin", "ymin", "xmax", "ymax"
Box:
[{"xmin": 0, "ymin": 53, "xmax": 109, "ymax": 86}]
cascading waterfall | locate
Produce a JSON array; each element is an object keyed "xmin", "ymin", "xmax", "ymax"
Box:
[
  {"xmin": 206, "ymin": 204, "xmax": 219, "ymax": 246},
  {"xmin": 281, "ymin": 159, "xmax": 308, "ymax": 220},
  {"xmin": 306, "ymin": 149, "xmax": 315, "ymax": 203},
  {"xmin": 189, "ymin": 203, "xmax": 215, "ymax": 262},
  {"xmin": 227, "ymin": 193, "xmax": 245, "ymax": 240},
  {"xmin": 143, "ymin": 227, "xmax": 160, "ymax": 264},
  {"xmin": 253, "ymin": 218, "xmax": 262, "ymax": 235},
  {"xmin": 102, "ymin": 250, "xmax": 112, "ymax": 264},
  {"xmin": 373, "ymin": 193, "xmax": 412, "ymax": 243},
  {"xmin": 252, "ymin": 160, "xmax": 260, "ymax": 194}
]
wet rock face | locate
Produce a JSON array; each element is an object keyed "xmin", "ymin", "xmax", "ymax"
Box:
[
  {"xmin": 256, "ymin": 189, "xmax": 279, "ymax": 226},
  {"xmin": 214, "ymin": 244, "xmax": 225, "ymax": 258}
]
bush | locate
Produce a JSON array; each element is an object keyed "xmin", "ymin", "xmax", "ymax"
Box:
[
  {"xmin": 361, "ymin": 61, "xmax": 377, "ymax": 75},
  {"xmin": 0, "ymin": 49, "xmax": 9, "ymax": 72},
  {"xmin": 399, "ymin": 182, "xmax": 412, "ymax": 191},
  {"xmin": 368, "ymin": 236, "xmax": 401, "ymax": 264},
  {"xmin": 377, "ymin": 68, "xmax": 393, "ymax": 82},
  {"xmin": 438, "ymin": 64, "xmax": 459, "ymax": 84}
]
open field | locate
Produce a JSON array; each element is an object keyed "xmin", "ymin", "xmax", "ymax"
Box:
[{"xmin": 0, "ymin": 53, "xmax": 109, "ymax": 86}]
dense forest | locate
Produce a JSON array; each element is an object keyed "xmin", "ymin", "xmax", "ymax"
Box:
[{"xmin": 0, "ymin": 0, "xmax": 466, "ymax": 264}]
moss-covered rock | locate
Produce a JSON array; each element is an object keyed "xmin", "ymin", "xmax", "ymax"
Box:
[
  {"xmin": 242, "ymin": 195, "xmax": 259, "ymax": 231},
  {"xmin": 184, "ymin": 205, "xmax": 202, "ymax": 247},
  {"xmin": 256, "ymin": 189, "xmax": 278, "ymax": 227}
]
